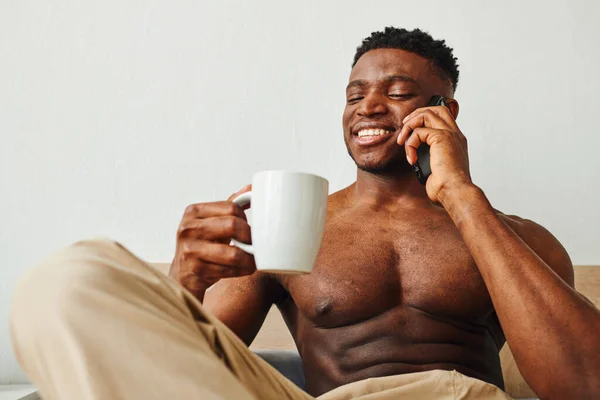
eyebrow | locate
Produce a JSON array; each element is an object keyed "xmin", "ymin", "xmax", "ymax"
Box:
[
  {"xmin": 346, "ymin": 75, "xmax": 418, "ymax": 91},
  {"xmin": 384, "ymin": 75, "xmax": 417, "ymax": 84}
]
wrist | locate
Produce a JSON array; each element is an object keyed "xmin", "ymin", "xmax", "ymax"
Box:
[
  {"xmin": 438, "ymin": 181, "xmax": 480, "ymax": 208},
  {"xmin": 169, "ymin": 260, "xmax": 210, "ymax": 301},
  {"xmin": 438, "ymin": 183, "xmax": 489, "ymax": 227}
]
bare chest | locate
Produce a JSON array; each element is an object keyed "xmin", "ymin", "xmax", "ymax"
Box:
[{"xmin": 279, "ymin": 207, "xmax": 494, "ymax": 327}]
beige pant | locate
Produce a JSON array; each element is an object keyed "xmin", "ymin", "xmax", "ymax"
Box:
[{"xmin": 10, "ymin": 239, "xmax": 512, "ymax": 400}]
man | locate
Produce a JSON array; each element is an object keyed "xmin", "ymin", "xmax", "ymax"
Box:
[{"xmin": 11, "ymin": 27, "xmax": 600, "ymax": 400}]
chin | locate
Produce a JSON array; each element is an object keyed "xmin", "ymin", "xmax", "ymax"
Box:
[
  {"xmin": 354, "ymin": 156, "xmax": 409, "ymax": 174},
  {"xmin": 348, "ymin": 148, "xmax": 409, "ymax": 175},
  {"xmin": 357, "ymin": 162, "xmax": 398, "ymax": 174},
  {"xmin": 356, "ymin": 159, "xmax": 389, "ymax": 173}
]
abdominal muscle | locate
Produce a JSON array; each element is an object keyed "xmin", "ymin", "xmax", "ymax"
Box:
[{"xmin": 282, "ymin": 302, "xmax": 504, "ymax": 397}]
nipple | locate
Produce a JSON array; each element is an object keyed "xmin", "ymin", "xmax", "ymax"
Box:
[{"xmin": 315, "ymin": 299, "xmax": 333, "ymax": 315}]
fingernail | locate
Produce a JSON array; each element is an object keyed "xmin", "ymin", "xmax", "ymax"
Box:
[{"xmin": 406, "ymin": 155, "xmax": 412, "ymax": 165}]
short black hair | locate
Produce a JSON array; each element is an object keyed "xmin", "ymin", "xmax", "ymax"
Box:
[{"xmin": 353, "ymin": 27, "xmax": 460, "ymax": 92}]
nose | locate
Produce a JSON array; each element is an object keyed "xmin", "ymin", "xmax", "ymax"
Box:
[{"xmin": 357, "ymin": 92, "xmax": 388, "ymax": 117}]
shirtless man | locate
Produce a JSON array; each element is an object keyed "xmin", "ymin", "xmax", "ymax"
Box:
[{"xmin": 11, "ymin": 27, "xmax": 600, "ymax": 400}]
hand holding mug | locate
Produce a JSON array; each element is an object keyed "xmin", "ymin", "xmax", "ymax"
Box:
[
  {"xmin": 171, "ymin": 171, "xmax": 328, "ymax": 301},
  {"xmin": 170, "ymin": 184, "xmax": 256, "ymax": 300}
]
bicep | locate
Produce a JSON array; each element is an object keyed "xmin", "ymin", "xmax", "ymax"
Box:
[
  {"xmin": 203, "ymin": 272, "xmax": 283, "ymax": 346},
  {"xmin": 504, "ymin": 215, "xmax": 575, "ymax": 287}
]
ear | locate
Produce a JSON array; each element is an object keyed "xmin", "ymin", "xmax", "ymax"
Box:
[{"xmin": 444, "ymin": 98, "xmax": 460, "ymax": 119}]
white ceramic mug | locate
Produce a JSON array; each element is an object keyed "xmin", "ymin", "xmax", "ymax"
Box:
[{"xmin": 231, "ymin": 171, "xmax": 329, "ymax": 274}]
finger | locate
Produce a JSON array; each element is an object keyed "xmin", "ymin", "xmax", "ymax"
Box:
[
  {"xmin": 398, "ymin": 109, "xmax": 453, "ymax": 145},
  {"xmin": 178, "ymin": 216, "xmax": 252, "ymax": 243},
  {"xmin": 403, "ymin": 106, "xmax": 458, "ymax": 129},
  {"xmin": 184, "ymin": 201, "xmax": 246, "ymax": 220},
  {"xmin": 404, "ymin": 127, "xmax": 446, "ymax": 165},
  {"xmin": 424, "ymin": 107, "xmax": 463, "ymax": 140},
  {"xmin": 183, "ymin": 240, "xmax": 256, "ymax": 269},
  {"xmin": 227, "ymin": 184, "xmax": 252, "ymax": 211},
  {"xmin": 227, "ymin": 184, "xmax": 252, "ymax": 202}
]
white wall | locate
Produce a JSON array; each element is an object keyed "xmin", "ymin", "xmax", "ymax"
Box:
[{"xmin": 1, "ymin": 0, "xmax": 599, "ymax": 384}]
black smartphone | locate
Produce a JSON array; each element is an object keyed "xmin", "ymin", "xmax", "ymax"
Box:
[{"xmin": 412, "ymin": 95, "xmax": 447, "ymax": 185}]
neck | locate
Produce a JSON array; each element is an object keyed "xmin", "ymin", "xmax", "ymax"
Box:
[{"xmin": 353, "ymin": 168, "xmax": 430, "ymax": 208}]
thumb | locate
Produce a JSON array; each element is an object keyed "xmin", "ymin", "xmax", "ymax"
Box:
[{"xmin": 227, "ymin": 184, "xmax": 252, "ymax": 210}]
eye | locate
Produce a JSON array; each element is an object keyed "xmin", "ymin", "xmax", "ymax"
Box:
[
  {"xmin": 347, "ymin": 96, "xmax": 363, "ymax": 104},
  {"xmin": 389, "ymin": 94, "xmax": 415, "ymax": 99}
]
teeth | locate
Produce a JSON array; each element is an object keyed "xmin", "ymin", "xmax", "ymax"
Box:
[{"xmin": 357, "ymin": 128, "xmax": 392, "ymax": 137}]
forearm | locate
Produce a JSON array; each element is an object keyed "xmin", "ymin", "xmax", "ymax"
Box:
[{"xmin": 441, "ymin": 184, "xmax": 600, "ymax": 397}]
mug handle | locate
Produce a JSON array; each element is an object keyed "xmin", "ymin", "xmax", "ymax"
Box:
[{"xmin": 230, "ymin": 191, "xmax": 254, "ymax": 255}]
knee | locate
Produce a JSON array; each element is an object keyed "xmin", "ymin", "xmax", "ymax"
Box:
[{"xmin": 10, "ymin": 238, "xmax": 131, "ymax": 335}]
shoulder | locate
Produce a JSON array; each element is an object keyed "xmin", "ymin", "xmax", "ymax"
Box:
[
  {"xmin": 326, "ymin": 183, "xmax": 355, "ymax": 216},
  {"xmin": 328, "ymin": 183, "xmax": 354, "ymax": 204},
  {"xmin": 498, "ymin": 213, "xmax": 574, "ymax": 286}
]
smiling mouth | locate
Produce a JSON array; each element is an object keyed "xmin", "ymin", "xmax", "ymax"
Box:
[
  {"xmin": 356, "ymin": 128, "xmax": 394, "ymax": 137},
  {"xmin": 352, "ymin": 127, "xmax": 397, "ymax": 147}
]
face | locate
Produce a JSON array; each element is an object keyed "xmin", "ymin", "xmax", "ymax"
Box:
[{"xmin": 343, "ymin": 48, "xmax": 452, "ymax": 174}]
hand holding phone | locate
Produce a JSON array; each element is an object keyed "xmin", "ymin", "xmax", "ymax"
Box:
[
  {"xmin": 411, "ymin": 95, "xmax": 447, "ymax": 185},
  {"xmin": 398, "ymin": 96, "xmax": 471, "ymax": 204}
]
